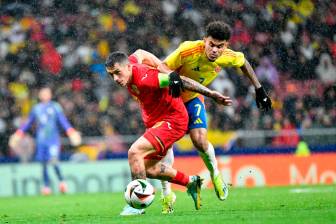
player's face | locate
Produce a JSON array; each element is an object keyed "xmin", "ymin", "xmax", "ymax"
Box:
[
  {"xmin": 39, "ymin": 88, "xmax": 52, "ymax": 103},
  {"xmin": 106, "ymin": 62, "xmax": 132, "ymax": 87},
  {"xmin": 203, "ymin": 36, "xmax": 228, "ymax": 62}
]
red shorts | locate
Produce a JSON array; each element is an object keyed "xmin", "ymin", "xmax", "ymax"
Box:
[{"xmin": 143, "ymin": 120, "xmax": 187, "ymax": 160}]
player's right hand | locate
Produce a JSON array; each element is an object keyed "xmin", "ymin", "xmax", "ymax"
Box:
[
  {"xmin": 168, "ymin": 71, "xmax": 184, "ymax": 98},
  {"xmin": 8, "ymin": 130, "xmax": 24, "ymax": 148},
  {"xmin": 211, "ymin": 91, "xmax": 232, "ymax": 106}
]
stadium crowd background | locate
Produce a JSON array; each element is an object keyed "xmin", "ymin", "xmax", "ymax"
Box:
[{"xmin": 0, "ymin": 0, "xmax": 335, "ymax": 161}]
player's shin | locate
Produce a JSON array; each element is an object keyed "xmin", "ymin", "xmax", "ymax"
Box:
[
  {"xmin": 199, "ymin": 142, "xmax": 228, "ymax": 200},
  {"xmin": 53, "ymin": 164, "xmax": 64, "ymax": 181},
  {"xmin": 42, "ymin": 162, "xmax": 50, "ymax": 187},
  {"xmin": 161, "ymin": 148, "xmax": 174, "ymax": 196},
  {"xmin": 198, "ymin": 142, "xmax": 219, "ymax": 177}
]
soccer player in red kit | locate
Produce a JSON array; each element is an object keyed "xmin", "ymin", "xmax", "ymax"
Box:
[{"xmin": 105, "ymin": 51, "xmax": 232, "ymax": 215}]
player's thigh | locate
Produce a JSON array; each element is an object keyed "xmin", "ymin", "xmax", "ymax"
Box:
[
  {"xmin": 143, "ymin": 121, "xmax": 186, "ymax": 160},
  {"xmin": 48, "ymin": 144, "xmax": 61, "ymax": 163},
  {"xmin": 184, "ymin": 96, "xmax": 208, "ymax": 130},
  {"xmin": 36, "ymin": 143, "xmax": 49, "ymax": 162},
  {"xmin": 129, "ymin": 136, "xmax": 157, "ymax": 159}
]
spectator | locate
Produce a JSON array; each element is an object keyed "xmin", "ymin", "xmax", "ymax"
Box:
[
  {"xmin": 315, "ymin": 53, "xmax": 336, "ymax": 84},
  {"xmin": 255, "ymin": 56, "xmax": 279, "ymax": 87}
]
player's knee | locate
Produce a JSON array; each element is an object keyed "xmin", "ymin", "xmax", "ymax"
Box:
[
  {"xmin": 128, "ymin": 146, "xmax": 143, "ymax": 161},
  {"xmin": 128, "ymin": 148, "xmax": 137, "ymax": 160},
  {"xmin": 145, "ymin": 166, "xmax": 158, "ymax": 178}
]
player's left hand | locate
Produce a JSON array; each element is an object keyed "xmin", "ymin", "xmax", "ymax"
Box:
[
  {"xmin": 210, "ymin": 91, "xmax": 232, "ymax": 106},
  {"xmin": 168, "ymin": 71, "xmax": 184, "ymax": 98},
  {"xmin": 255, "ymin": 86, "xmax": 272, "ymax": 111},
  {"xmin": 68, "ymin": 129, "xmax": 82, "ymax": 146}
]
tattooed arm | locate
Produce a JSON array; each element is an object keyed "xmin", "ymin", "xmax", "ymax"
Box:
[{"xmin": 181, "ymin": 76, "xmax": 232, "ymax": 106}]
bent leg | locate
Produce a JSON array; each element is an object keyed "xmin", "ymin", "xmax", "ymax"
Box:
[
  {"xmin": 145, "ymin": 159, "xmax": 189, "ymax": 186},
  {"xmin": 190, "ymin": 128, "xmax": 228, "ymax": 200},
  {"xmin": 128, "ymin": 136, "xmax": 156, "ymax": 180}
]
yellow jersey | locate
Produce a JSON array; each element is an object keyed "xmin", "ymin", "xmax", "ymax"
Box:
[{"xmin": 164, "ymin": 40, "xmax": 245, "ymax": 102}]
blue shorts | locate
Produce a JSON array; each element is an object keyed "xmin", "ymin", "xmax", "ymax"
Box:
[
  {"xmin": 184, "ymin": 96, "xmax": 207, "ymax": 130},
  {"xmin": 35, "ymin": 142, "xmax": 60, "ymax": 162}
]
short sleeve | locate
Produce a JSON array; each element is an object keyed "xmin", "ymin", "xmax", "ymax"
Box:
[{"xmin": 216, "ymin": 49, "xmax": 245, "ymax": 68}]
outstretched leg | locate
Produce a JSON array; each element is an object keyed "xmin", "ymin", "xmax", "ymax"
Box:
[{"xmin": 190, "ymin": 128, "xmax": 228, "ymax": 200}]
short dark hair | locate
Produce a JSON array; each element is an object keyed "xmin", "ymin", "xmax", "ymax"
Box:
[
  {"xmin": 206, "ymin": 21, "xmax": 231, "ymax": 41},
  {"xmin": 105, "ymin": 51, "xmax": 128, "ymax": 67}
]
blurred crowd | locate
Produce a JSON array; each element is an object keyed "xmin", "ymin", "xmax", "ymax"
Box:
[{"xmin": 0, "ymin": 0, "xmax": 335, "ymax": 159}]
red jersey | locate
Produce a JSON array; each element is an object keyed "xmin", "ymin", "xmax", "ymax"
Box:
[{"xmin": 127, "ymin": 55, "xmax": 188, "ymax": 128}]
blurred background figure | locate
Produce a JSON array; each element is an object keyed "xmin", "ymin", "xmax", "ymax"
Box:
[{"xmin": 9, "ymin": 86, "xmax": 81, "ymax": 195}]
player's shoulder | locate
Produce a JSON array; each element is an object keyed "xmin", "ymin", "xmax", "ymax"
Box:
[
  {"xmin": 178, "ymin": 40, "xmax": 204, "ymax": 57},
  {"xmin": 216, "ymin": 48, "xmax": 245, "ymax": 67},
  {"xmin": 131, "ymin": 64, "xmax": 149, "ymax": 82},
  {"xmin": 50, "ymin": 101, "xmax": 63, "ymax": 111},
  {"xmin": 221, "ymin": 48, "xmax": 240, "ymax": 56},
  {"xmin": 217, "ymin": 48, "xmax": 243, "ymax": 60}
]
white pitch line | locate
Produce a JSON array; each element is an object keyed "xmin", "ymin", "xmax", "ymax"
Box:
[{"xmin": 289, "ymin": 186, "xmax": 336, "ymax": 194}]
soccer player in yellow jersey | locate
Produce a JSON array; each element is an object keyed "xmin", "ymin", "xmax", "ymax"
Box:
[{"xmin": 134, "ymin": 21, "xmax": 272, "ymax": 214}]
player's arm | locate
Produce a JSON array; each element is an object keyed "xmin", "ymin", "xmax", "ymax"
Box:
[
  {"xmin": 8, "ymin": 110, "xmax": 36, "ymax": 148},
  {"xmin": 54, "ymin": 103, "xmax": 81, "ymax": 146},
  {"xmin": 180, "ymin": 76, "xmax": 232, "ymax": 106},
  {"xmin": 240, "ymin": 60, "xmax": 261, "ymax": 89},
  {"xmin": 133, "ymin": 43, "xmax": 184, "ymax": 74},
  {"xmin": 219, "ymin": 48, "xmax": 272, "ymax": 110},
  {"xmin": 240, "ymin": 60, "xmax": 272, "ymax": 111},
  {"xmin": 158, "ymin": 73, "xmax": 232, "ymax": 105},
  {"xmin": 133, "ymin": 49, "xmax": 173, "ymax": 73}
]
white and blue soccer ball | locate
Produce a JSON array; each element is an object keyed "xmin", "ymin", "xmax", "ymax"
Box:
[{"xmin": 124, "ymin": 179, "xmax": 155, "ymax": 209}]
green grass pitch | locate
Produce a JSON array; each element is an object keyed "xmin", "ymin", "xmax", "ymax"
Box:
[{"xmin": 0, "ymin": 185, "xmax": 335, "ymax": 224}]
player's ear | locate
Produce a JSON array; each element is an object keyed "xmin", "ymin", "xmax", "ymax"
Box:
[{"xmin": 127, "ymin": 63, "xmax": 132, "ymax": 71}]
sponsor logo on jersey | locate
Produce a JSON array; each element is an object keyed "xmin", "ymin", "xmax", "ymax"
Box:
[{"xmin": 193, "ymin": 118, "xmax": 203, "ymax": 124}]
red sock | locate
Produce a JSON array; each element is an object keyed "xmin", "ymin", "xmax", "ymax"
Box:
[{"xmin": 170, "ymin": 171, "xmax": 189, "ymax": 186}]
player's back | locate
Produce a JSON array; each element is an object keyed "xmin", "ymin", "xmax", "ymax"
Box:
[{"xmin": 127, "ymin": 62, "xmax": 188, "ymax": 129}]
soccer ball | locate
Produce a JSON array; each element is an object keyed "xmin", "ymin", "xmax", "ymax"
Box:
[{"xmin": 124, "ymin": 179, "xmax": 155, "ymax": 209}]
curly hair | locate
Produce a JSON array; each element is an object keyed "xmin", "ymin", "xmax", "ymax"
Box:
[{"xmin": 206, "ymin": 21, "xmax": 231, "ymax": 41}]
